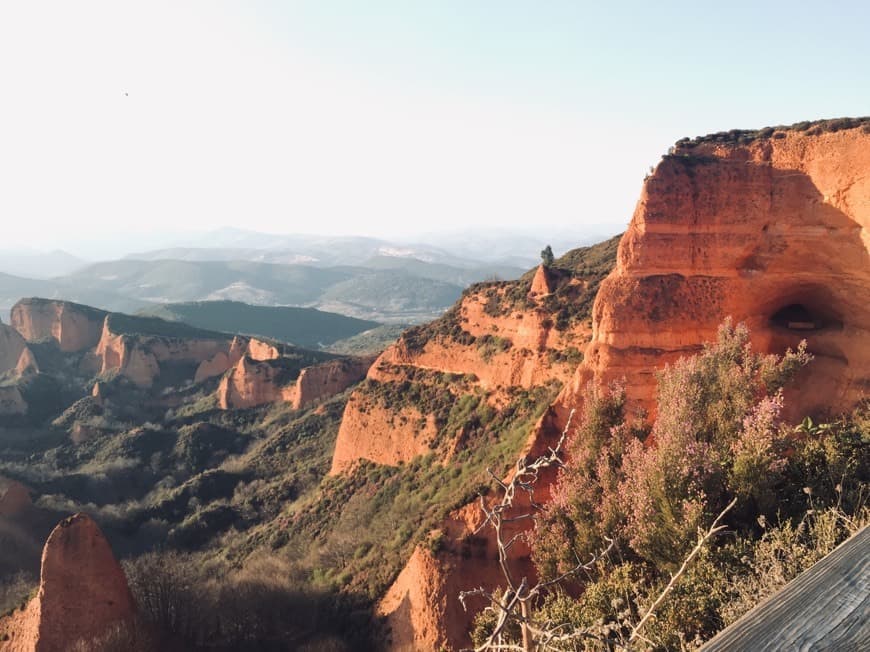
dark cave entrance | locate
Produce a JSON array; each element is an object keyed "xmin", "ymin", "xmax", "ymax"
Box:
[{"xmin": 769, "ymin": 302, "xmax": 843, "ymax": 332}]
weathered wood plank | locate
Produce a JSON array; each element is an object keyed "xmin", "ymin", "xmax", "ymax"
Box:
[{"xmin": 701, "ymin": 525, "xmax": 869, "ymax": 651}]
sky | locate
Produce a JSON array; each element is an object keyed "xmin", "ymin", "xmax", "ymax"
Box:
[{"xmin": 0, "ymin": 1, "xmax": 867, "ymax": 252}]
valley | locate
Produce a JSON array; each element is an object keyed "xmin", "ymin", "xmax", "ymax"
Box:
[{"xmin": 0, "ymin": 119, "xmax": 868, "ymax": 651}]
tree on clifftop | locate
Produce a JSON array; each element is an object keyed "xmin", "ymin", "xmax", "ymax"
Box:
[{"xmin": 540, "ymin": 245, "xmax": 555, "ymax": 267}]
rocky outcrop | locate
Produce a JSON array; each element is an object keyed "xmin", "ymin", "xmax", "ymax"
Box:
[
  {"xmin": 561, "ymin": 122, "xmax": 870, "ymax": 421},
  {"xmin": 0, "ymin": 325, "xmax": 36, "ymax": 378},
  {"xmin": 247, "ymin": 338, "xmax": 281, "ymax": 362},
  {"xmin": 370, "ymin": 120, "xmax": 870, "ymax": 649},
  {"xmin": 217, "ymin": 356, "xmax": 294, "ymax": 409},
  {"xmin": 0, "ymin": 513, "xmax": 136, "ymax": 652},
  {"xmin": 10, "ymin": 299, "xmax": 106, "ymax": 353},
  {"xmin": 528, "ymin": 264, "xmax": 553, "ymax": 298},
  {"xmin": 329, "ymin": 284, "xmax": 590, "ymax": 474},
  {"xmin": 379, "ymin": 497, "xmax": 539, "ymax": 651},
  {"xmin": 218, "ymin": 355, "xmax": 372, "ymax": 410},
  {"xmin": 330, "ymin": 397, "xmax": 438, "ymax": 474},
  {"xmin": 86, "ymin": 321, "xmax": 160, "ymax": 387},
  {"xmin": 194, "ymin": 336, "xmax": 280, "ymax": 383},
  {"xmin": 376, "ymin": 407, "xmax": 564, "ymax": 650},
  {"xmin": 291, "ymin": 357, "xmax": 374, "ymax": 408},
  {"xmin": 0, "ymin": 477, "xmax": 31, "ymax": 517},
  {"xmin": 85, "ymin": 318, "xmax": 243, "ymax": 388}
]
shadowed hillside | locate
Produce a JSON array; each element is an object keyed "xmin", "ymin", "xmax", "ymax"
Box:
[{"xmin": 138, "ymin": 301, "xmax": 380, "ymax": 349}]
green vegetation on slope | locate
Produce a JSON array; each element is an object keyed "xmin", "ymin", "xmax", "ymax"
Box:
[
  {"xmin": 318, "ymin": 270, "xmax": 463, "ymax": 318},
  {"xmin": 138, "ymin": 300, "xmax": 379, "ymax": 348},
  {"xmin": 228, "ymin": 380, "xmax": 562, "ymax": 602},
  {"xmin": 674, "ymin": 116, "xmax": 870, "ymax": 148},
  {"xmin": 105, "ymin": 312, "xmax": 229, "ymax": 340},
  {"xmin": 0, "ymin": 318, "xmax": 560, "ymax": 648},
  {"xmin": 399, "ymin": 233, "xmax": 621, "ymax": 355},
  {"xmin": 323, "ymin": 324, "xmax": 407, "ymax": 356},
  {"xmin": 469, "ymin": 321, "xmax": 870, "ymax": 650},
  {"xmin": 481, "ymin": 233, "xmax": 621, "ymax": 327},
  {"xmin": 14, "ymin": 297, "xmax": 107, "ymax": 322}
]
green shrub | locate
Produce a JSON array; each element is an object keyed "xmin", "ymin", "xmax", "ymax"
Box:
[{"xmin": 521, "ymin": 321, "xmax": 867, "ymax": 649}]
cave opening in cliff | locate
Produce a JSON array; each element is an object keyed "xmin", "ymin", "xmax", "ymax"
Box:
[{"xmin": 769, "ymin": 302, "xmax": 842, "ymax": 332}]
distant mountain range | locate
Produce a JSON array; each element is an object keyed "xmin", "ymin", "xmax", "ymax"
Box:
[
  {"xmin": 120, "ymin": 228, "xmax": 576, "ymax": 270},
  {"xmin": 28, "ymin": 227, "xmax": 616, "ymax": 267},
  {"xmin": 0, "ymin": 228, "xmax": 619, "ymax": 324},
  {"xmin": 0, "ymin": 255, "xmax": 523, "ymax": 325},
  {"xmin": 0, "ymin": 249, "xmax": 85, "ymax": 279}
]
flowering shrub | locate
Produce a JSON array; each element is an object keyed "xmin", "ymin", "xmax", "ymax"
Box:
[
  {"xmin": 534, "ymin": 382, "xmax": 637, "ymax": 578},
  {"xmin": 536, "ymin": 320, "xmax": 811, "ymax": 572},
  {"xmin": 616, "ymin": 320, "xmax": 809, "ymax": 567},
  {"xmin": 518, "ymin": 320, "xmax": 870, "ymax": 648}
]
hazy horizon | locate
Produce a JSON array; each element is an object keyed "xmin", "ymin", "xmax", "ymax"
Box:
[
  {"xmin": 0, "ymin": 223, "xmax": 620, "ymax": 265},
  {"xmin": 2, "ymin": 1, "xmax": 868, "ymax": 250}
]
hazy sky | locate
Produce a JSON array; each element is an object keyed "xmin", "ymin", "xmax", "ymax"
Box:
[{"xmin": 1, "ymin": 1, "xmax": 867, "ymax": 250}]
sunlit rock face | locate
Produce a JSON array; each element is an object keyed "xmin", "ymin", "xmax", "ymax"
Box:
[
  {"xmin": 561, "ymin": 124, "xmax": 870, "ymax": 422},
  {"xmin": 330, "ymin": 285, "xmax": 589, "ymax": 475},
  {"xmin": 218, "ymin": 355, "xmax": 373, "ymax": 410},
  {"xmin": 10, "ymin": 299, "xmax": 106, "ymax": 353},
  {"xmin": 376, "ymin": 121, "xmax": 870, "ymax": 650},
  {"xmin": 0, "ymin": 513, "xmax": 136, "ymax": 652}
]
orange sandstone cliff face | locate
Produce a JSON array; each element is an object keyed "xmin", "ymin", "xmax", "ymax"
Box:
[
  {"xmin": 0, "ymin": 324, "xmax": 37, "ymax": 378},
  {"xmin": 378, "ymin": 477, "xmax": 547, "ymax": 651},
  {"xmin": 560, "ymin": 124, "xmax": 870, "ymax": 422},
  {"xmin": 9, "ymin": 299, "xmax": 277, "ymax": 389},
  {"xmin": 0, "ymin": 477, "xmax": 32, "ymax": 518},
  {"xmin": 329, "ymin": 281, "xmax": 591, "ymax": 474},
  {"xmin": 330, "ymin": 253, "xmax": 615, "ymax": 648},
  {"xmin": 10, "ymin": 299, "xmax": 106, "ymax": 353},
  {"xmin": 0, "ymin": 513, "xmax": 136, "ymax": 652},
  {"xmin": 218, "ymin": 355, "xmax": 373, "ymax": 410},
  {"xmin": 218, "ymin": 356, "xmax": 296, "ymax": 409},
  {"xmin": 372, "ymin": 122, "xmax": 870, "ymax": 650},
  {"xmin": 291, "ymin": 357, "xmax": 374, "ymax": 408},
  {"xmin": 195, "ymin": 336, "xmax": 279, "ymax": 383},
  {"xmin": 85, "ymin": 319, "xmax": 235, "ymax": 388}
]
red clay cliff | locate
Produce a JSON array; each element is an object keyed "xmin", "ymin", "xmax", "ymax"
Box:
[
  {"xmin": 368, "ymin": 120, "xmax": 870, "ymax": 650},
  {"xmin": 0, "ymin": 513, "xmax": 136, "ymax": 652}
]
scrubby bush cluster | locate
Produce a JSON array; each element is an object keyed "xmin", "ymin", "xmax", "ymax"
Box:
[
  {"xmin": 673, "ymin": 116, "xmax": 870, "ymax": 148},
  {"xmin": 123, "ymin": 551, "xmax": 371, "ymax": 651},
  {"xmin": 473, "ymin": 321, "xmax": 868, "ymax": 649}
]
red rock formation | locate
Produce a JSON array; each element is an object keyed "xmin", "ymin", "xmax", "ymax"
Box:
[
  {"xmin": 248, "ymin": 338, "xmax": 281, "ymax": 362},
  {"xmin": 377, "ymin": 408, "xmax": 563, "ymax": 650},
  {"xmin": 291, "ymin": 357, "xmax": 372, "ymax": 406},
  {"xmin": 330, "ymin": 396, "xmax": 438, "ymax": 474},
  {"xmin": 194, "ymin": 351, "xmax": 233, "ymax": 383},
  {"xmin": 378, "ymin": 500, "xmax": 538, "ymax": 651},
  {"xmin": 560, "ymin": 124, "xmax": 870, "ymax": 422},
  {"xmin": 194, "ymin": 336, "xmax": 279, "ymax": 383},
  {"xmin": 0, "ymin": 325, "xmax": 36, "ymax": 378},
  {"xmin": 330, "ymin": 286, "xmax": 588, "ymax": 474},
  {"xmin": 0, "ymin": 513, "xmax": 136, "ymax": 652},
  {"xmin": 10, "ymin": 299, "xmax": 106, "ymax": 353},
  {"xmin": 0, "ymin": 477, "xmax": 31, "ymax": 517},
  {"xmin": 84, "ymin": 319, "xmax": 238, "ymax": 388},
  {"xmin": 218, "ymin": 355, "xmax": 372, "ymax": 410},
  {"xmin": 528, "ymin": 264, "xmax": 554, "ymax": 298},
  {"xmin": 369, "ymin": 121, "xmax": 870, "ymax": 649},
  {"xmin": 217, "ymin": 356, "xmax": 292, "ymax": 409}
]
